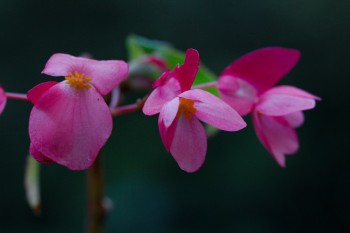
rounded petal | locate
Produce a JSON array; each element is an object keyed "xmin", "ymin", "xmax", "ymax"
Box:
[
  {"xmin": 285, "ymin": 111, "xmax": 304, "ymax": 128},
  {"xmin": 143, "ymin": 78, "xmax": 181, "ymax": 115},
  {"xmin": 179, "ymin": 89, "xmax": 247, "ymax": 131},
  {"xmin": 173, "ymin": 48, "xmax": 200, "ymax": 91},
  {"xmin": 220, "ymin": 47, "xmax": 301, "ymax": 94},
  {"xmin": 253, "ymin": 112, "xmax": 299, "ymax": 167},
  {"xmin": 42, "ymin": 53, "xmax": 128, "ymax": 95},
  {"xmin": 30, "ymin": 143, "xmax": 54, "ymax": 164},
  {"xmin": 87, "ymin": 60, "xmax": 128, "ymax": 95},
  {"xmin": 0, "ymin": 86, "xmax": 7, "ymax": 114},
  {"xmin": 160, "ymin": 97, "xmax": 180, "ymax": 128},
  {"xmin": 27, "ymin": 81, "xmax": 59, "ymax": 105},
  {"xmin": 29, "ymin": 82, "xmax": 112, "ymax": 170},
  {"xmin": 256, "ymin": 86, "xmax": 318, "ymax": 116},
  {"xmin": 170, "ymin": 115, "xmax": 207, "ymax": 173},
  {"xmin": 217, "ymin": 75, "xmax": 258, "ymax": 116}
]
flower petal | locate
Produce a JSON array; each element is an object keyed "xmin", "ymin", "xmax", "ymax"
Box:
[
  {"xmin": 158, "ymin": 114, "xmax": 177, "ymax": 152},
  {"xmin": 253, "ymin": 112, "xmax": 299, "ymax": 167},
  {"xmin": 217, "ymin": 75, "xmax": 258, "ymax": 116},
  {"xmin": 179, "ymin": 89, "xmax": 246, "ymax": 131},
  {"xmin": 0, "ymin": 86, "xmax": 7, "ymax": 114},
  {"xmin": 29, "ymin": 82, "xmax": 112, "ymax": 170},
  {"xmin": 285, "ymin": 111, "xmax": 304, "ymax": 128},
  {"xmin": 30, "ymin": 143, "xmax": 54, "ymax": 164},
  {"xmin": 42, "ymin": 53, "xmax": 128, "ymax": 95},
  {"xmin": 27, "ymin": 81, "xmax": 59, "ymax": 105},
  {"xmin": 173, "ymin": 48, "xmax": 200, "ymax": 91},
  {"xmin": 160, "ymin": 97, "xmax": 180, "ymax": 128},
  {"xmin": 143, "ymin": 78, "xmax": 181, "ymax": 115},
  {"xmin": 256, "ymin": 86, "xmax": 318, "ymax": 116},
  {"xmin": 109, "ymin": 86, "xmax": 121, "ymax": 111},
  {"xmin": 220, "ymin": 47, "xmax": 301, "ymax": 94},
  {"xmin": 170, "ymin": 115, "xmax": 207, "ymax": 173}
]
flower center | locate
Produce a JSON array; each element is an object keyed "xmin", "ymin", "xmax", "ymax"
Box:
[
  {"xmin": 176, "ymin": 98, "xmax": 197, "ymax": 119},
  {"xmin": 65, "ymin": 71, "xmax": 92, "ymax": 92}
]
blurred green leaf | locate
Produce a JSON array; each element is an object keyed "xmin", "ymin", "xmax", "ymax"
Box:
[
  {"xmin": 126, "ymin": 35, "xmax": 219, "ymax": 95},
  {"xmin": 24, "ymin": 155, "xmax": 41, "ymax": 215}
]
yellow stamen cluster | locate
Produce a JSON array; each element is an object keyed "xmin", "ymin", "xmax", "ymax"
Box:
[
  {"xmin": 176, "ymin": 98, "xmax": 197, "ymax": 119},
  {"xmin": 65, "ymin": 71, "xmax": 92, "ymax": 92}
]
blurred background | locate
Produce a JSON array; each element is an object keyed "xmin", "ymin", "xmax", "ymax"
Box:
[{"xmin": 0, "ymin": 0, "xmax": 348, "ymax": 232}]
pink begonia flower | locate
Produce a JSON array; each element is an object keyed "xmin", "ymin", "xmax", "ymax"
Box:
[
  {"xmin": 28, "ymin": 54, "xmax": 128, "ymax": 170},
  {"xmin": 218, "ymin": 47, "xmax": 319, "ymax": 167},
  {"xmin": 0, "ymin": 86, "xmax": 6, "ymax": 115},
  {"xmin": 143, "ymin": 48, "xmax": 246, "ymax": 172}
]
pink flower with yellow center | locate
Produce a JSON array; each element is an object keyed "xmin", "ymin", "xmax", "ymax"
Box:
[
  {"xmin": 217, "ymin": 47, "xmax": 319, "ymax": 167},
  {"xmin": 28, "ymin": 53, "xmax": 128, "ymax": 170},
  {"xmin": 143, "ymin": 49, "xmax": 246, "ymax": 172}
]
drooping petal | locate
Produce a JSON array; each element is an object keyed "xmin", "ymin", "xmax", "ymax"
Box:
[
  {"xmin": 160, "ymin": 97, "xmax": 180, "ymax": 128},
  {"xmin": 256, "ymin": 86, "xmax": 318, "ymax": 116},
  {"xmin": 158, "ymin": 114, "xmax": 177, "ymax": 152},
  {"xmin": 29, "ymin": 82, "xmax": 112, "ymax": 170},
  {"xmin": 143, "ymin": 78, "xmax": 181, "ymax": 115},
  {"xmin": 169, "ymin": 115, "xmax": 207, "ymax": 173},
  {"xmin": 42, "ymin": 53, "xmax": 128, "ymax": 95},
  {"xmin": 179, "ymin": 89, "xmax": 246, "ymax": 131},
  {"xmin": 0, "ymin": 86, "xmax": 7, "ymax": 114},
  {"xmin": 252, "ymin": 111, "xmax": 299, "ymax": 167},
  {"xmin": 285, "ymin": 111, "xmax": 304, "ymax": 128},
  {"xmin": 27, "ymin": 81, "xmax": 59, "ymax": 105},
  {"xmin": 173, "ymin": 48, "xmax": 200, "ymax": 91},
  {"xmin": 220, "ymin": 47, "xmax": 301, "ymax": 94},
  {"xmin": 30, "ymin": 143, "xmax": 54, "ymax": 164},
  {"xmin": 217, "ymin": 75, "xmax": 258, "ymax": 116}
]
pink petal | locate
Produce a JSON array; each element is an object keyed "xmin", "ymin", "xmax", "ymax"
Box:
[
  {"xmin": 285, "ymin": 111, "xmax": 304, "ymax": 128},
  {"xmin": 179, "ymin": 89, "xmax": 246, "ymax": 131},
  {"xmin": 256, "ymin": 86, "xmax": 317, "ymax": 116},
  {"xmin": 218, "ymin": 75, "xmax": 258, "ymax": 116},
  {"xmin": 0, "ymin": 86, "xmax": 7, "ymax": 114},
  {"xmin": 263, "ymin": 85, "xmax": 321, "ymax": 100},
  {"xmin": 253, "ymin": 112, "xmax": 299, "ymax": 167},
  {"xmin": 170, "ymin": 115, "xmax": 207, "ymax": 173},
  {"xmin": 158, "ymin": 114, "xmax": 177, "ymax": 152},
  {"xmin": 29, "ymin": 82, "xmax": 113, "ymax": 170},
  {"xmin": 30, "ymin": 143, "xmax": 54, "ymax": 164},
  {"xmin": 27, "ymin": 81, "xmax": 59, "ymax": 105},
  {"xmin": 160, "ymin": 97, "xmax": 180, "ymax": 128},
  {"xmin": 109, "ymin": 86, "xmax": 121, "ymax": 111},
  {"xmin": 220, "ymin": 47, "xmax": 301, "ymax": 94},
  {"xmin": 87, "ymin": 60, "xmax": 128, "ymax": 95},
  {"xmin": 143, "ymin": 78, "xmax": 181, "ymax": 115},
  {"xmin": 42, "ymin": 53, "xmax": 128, "ymax": 95},
  {"xmin": 173, "ymin": 48, "xmax": 200, "ymax": 91}
]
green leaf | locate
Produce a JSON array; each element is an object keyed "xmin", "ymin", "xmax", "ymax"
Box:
[
  {"xmin": 126, "ymin": 35, "xmax": 219, "ymax": 95},
  {"xmin": 24, "ymin": 155, "xmax": 41, "ymax": 215}
]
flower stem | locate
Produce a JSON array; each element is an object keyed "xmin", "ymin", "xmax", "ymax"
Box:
[
  {"xmin": 192, "ymin": 81, "xmax": 218, "ymax": 90},
  {"xmin": 86, "ymin": 155, "xmax": 106, "ymax": 233},
  {"xmin": 6, "ymin": 92, "xmax": 28, "ymax": 101},
  {"xmin": 111, "ymin": 98, "xmax": 146, "ymax": 116}
]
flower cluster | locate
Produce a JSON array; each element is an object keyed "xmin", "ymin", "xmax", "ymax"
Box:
[{"xmin": 0, "ymin": 46, "xmax": 318, "ymax": 172}]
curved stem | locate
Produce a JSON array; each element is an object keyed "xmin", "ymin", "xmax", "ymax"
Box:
[
  {"xmin": 6, "ymin": 92, "xmax": 28, "ymax": 101},
  {"xmin": 86, "ymin": 155, "xmax": 106, "ymax": 233},
  {"xmin": 192, "ymin": 81, "xmax": 218, "ymax": 90}
]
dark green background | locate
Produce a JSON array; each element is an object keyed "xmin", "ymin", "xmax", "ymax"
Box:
[{"xmin": 0, "ymin": 0, "xmax": 348, "ymax": 232}]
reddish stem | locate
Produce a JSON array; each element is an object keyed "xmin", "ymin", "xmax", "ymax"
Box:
[{"xmin": 6, "ymin": 92, "xmax": 28, "ymax": 101}]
